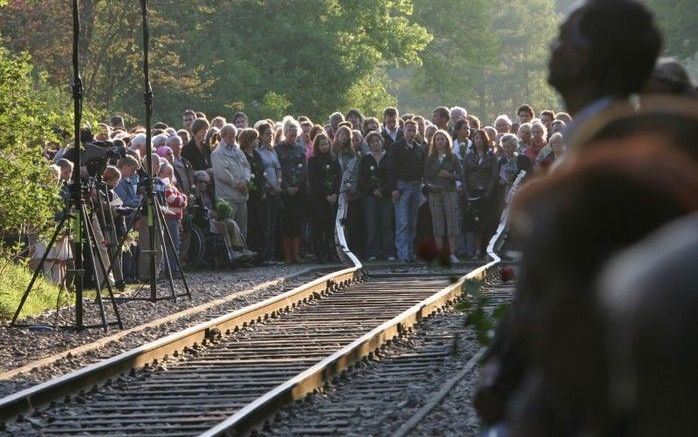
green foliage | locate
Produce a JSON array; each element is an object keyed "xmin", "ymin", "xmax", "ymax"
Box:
[
  {"xmin": 642, "ymin": 0, "xmax": 698, "ymax": 60},
  {"xmin": 215, "ymin": 199, "xmax": 233, "ymax": 221},
  {"xmin": 0, "ymin": 0, "xmax": 430, "ymax": 124},
  {"xmin": 0, "ymin": 47, "xmax": 61, "ymax": 241},
  {"xmin": 456, "ymin": 278, "xmax": 510, "ymax": 347},
  {"xmin": 397, "ymin": 0, "xmax": 561, "ymax": 121},
  {"xmin": 0, "ymin": 256, "xmax": 64, "ymax": 321}
]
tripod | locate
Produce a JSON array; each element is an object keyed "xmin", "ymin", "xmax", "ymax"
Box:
[
  {"xmin": 10, "ymin": 0, "xmax": 122, "ymax": 331},
  {"xmin": 11, "ymin": 184, "xmax": 123, "ymax": 331},
  {"xmin": 100, "ymin": 182, "xmax": 192, "ymax": 303}
]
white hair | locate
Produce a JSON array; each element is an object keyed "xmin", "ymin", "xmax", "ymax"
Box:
[
  {"xmin": 282, "ymin": 116, "xmax": 300, "ymax": 137},
  {"xmin": 130, "ymin": 133, "xmax": 147, "ymax": 149},
  {"xmin": 500, "ymin": 133, "xmax": 519, "ymax": 149},
  {"xmin": 165, "ymin": 134, "xmax": 182, "ymax": 148},
  {"xmin": 450, "ymin": 106, "xmax": 467, "ymax": 119},
  {"xmin": 152, "ymin": 133, "xmax": 168, "ymax": 148},
  {"xmin": 219, "ymin": 123, "xmax": 237, "ymax": 140},
  {"xmin": 495, "ymin": 114, "xmax": 513, "ymax": 126}
]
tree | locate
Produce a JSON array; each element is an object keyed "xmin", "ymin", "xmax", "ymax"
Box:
[
  {"xmin": 0, "ymin": 0, "xmax": 431, "ymax": 124},
  {"xmin": 0, "ymin": 47, "xmax": 61, "ymax": 242},
  {"xmin": 643, "ymin": 0, "xmax": 698, "ymax": 60},
  {"xmin": 396, "ymin": 0, "xmax": 560, "ymax": 122}
]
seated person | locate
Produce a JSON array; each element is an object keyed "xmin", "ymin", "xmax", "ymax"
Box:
[{"xmin": 191, "ymin": 171, "xmax": 256, "ymax": 263}]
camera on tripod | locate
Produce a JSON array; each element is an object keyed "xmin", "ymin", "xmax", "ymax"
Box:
[{"xmin": 83, "ymin": 140, "xmax": 126, "ymax": 178}]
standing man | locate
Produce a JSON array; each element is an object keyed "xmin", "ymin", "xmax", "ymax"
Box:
[
  {"xmin": 211, "ymin": 124, "xmax": 251, "ymax": 238},
  {"xmin": 387, "ymin": 120, "xmax": 425, "ymax": 262},
  {"xmin": 432, "ymin": 106, "xmax": 450, "ymax": 131},
  {"xmin": 381, "ymin": 107, "xmax": 403, "ymax": 152},
  {"xmin": 182, "ymin": 109, "xmax": 196, "ymax": 133}
]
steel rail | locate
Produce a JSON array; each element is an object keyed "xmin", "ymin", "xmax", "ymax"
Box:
[
  {"xmin": 1, "ymin": 172, "xmax": 524, "ymax": 433},
  {"xmin": 200, "ymin": 175, "xmax": 525, "ymax": 436},
  {"xmin": 0, "ymin": 266, "xmax": 359, "ymax": 422}
]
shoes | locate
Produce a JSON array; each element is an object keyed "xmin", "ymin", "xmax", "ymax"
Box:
[
  {"xmin": 387, "ymin": 256, "xmax": 396, "ymax": 261},
  {"xmin": 240, "ymin": 249, "xmax": 257, "ymax": 260},
  {"xmin": 368, "ymin": 256, "xmax": 377, "ymax": 261},
  {"xmin": 449, "ymin": 254, "xmax": 460, "ymax": 264},
  {"xmin": 229, "ymin": 250, "xmax": 245, "ymax": 263}
]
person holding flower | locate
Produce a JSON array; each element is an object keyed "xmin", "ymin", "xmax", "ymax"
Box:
[
  {"xmin": 275, "ymin": 118, "xmax": 307, "ymax": 263},
  {"xmin": 308, "ymin": 133, "xmax": 341, "ymax": 263},
  {"xmin": 358, "ymin": 131, "xmax": 395, "ymax": 261},
  {"xmin": 239, "ymin": 128, "xmax": 265, "ymax": 258},
  {"xmin": 424, "ymin": 130, "xmax": 464, "ymax": 263},
  {"xmin": 211, "ymin": 124, "xmax": 252, "ymax": 239}
]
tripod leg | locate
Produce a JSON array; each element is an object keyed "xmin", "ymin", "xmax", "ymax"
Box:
[
  {"xmin": 99, "ymin": 207, "xmax": 140, "ymax": 291},
  {"xmin": 154, "ymin": 204, "xmax": 177, "ymax": 302},
  {"xmin": 98, "ymin": 190, "xmax": 124, "ymax": 287},
  {"xmin": 161, "ymin": 202, "xmax": 191, "ymax": 299},
  {"xmin": 86, "ymin": 204, "xmax": 123, "ymax": 329},
  {"xmin": 156, "ymin": 198, "xmax": 191, "ymax": 300},
  {"xmin": 83, "ymin": 205, "xmax": 109, "ymax": 331},
  {"xmin": 11, "ymin": 212, "xmax": 69, "ymax": 325}
]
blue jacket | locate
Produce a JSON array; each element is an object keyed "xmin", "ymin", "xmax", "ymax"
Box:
[{"xmin": 114, "ymin": 175, "xmax": 141, "ymax": 209}]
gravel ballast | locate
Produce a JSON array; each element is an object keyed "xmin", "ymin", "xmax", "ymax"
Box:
[
  {"xmin": 262, "ymin": 277, "xmax": 515, "ymax": 436},
  {"xmin": 0, "ymin": 264, "xmax": 330, "ymax": 397}
]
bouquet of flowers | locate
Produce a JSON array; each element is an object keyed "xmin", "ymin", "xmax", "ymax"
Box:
[{"xmin": 215, "ymin": 198, "xmax": 233, "ymax": 220}]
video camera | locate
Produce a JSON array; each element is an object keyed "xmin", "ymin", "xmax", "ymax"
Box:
[{"xmin": 83, "ymin": 141, "xmax": 126, "ymax": 177}]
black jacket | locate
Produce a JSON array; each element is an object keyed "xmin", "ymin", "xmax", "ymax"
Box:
[
  {"xmin": 181, "ymin": 139, "xmax": 212, "ymax": 171},
  {"xmin": 386, "ymin": 139, "xmax": 426, "ymax": 192},
  {"xmin": 358, "ymin": 151, "xmax": 389, "ymax": 196}
]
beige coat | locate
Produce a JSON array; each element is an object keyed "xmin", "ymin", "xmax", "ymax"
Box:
[{"xmin": 211, "ymin": 142, "xmax": 251, "ymax": 203}]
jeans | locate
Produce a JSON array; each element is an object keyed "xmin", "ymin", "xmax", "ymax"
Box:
[
  {"xmin": 394, "ymin": 181, "xmax": 421, "ymax": 261},
  {"xmin": 364, "ymin": 195, "xmax": 395, "ymax": 259}
]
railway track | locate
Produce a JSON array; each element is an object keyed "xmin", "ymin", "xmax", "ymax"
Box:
[
  {"xmin": 260, "ymin": 279, "xmax": 516, "ymax": 436},
  {"xmin": 0, "ymin": 172, "xmax": 522, "ymax": 436}
]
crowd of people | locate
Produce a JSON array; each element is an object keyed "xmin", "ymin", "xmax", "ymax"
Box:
[
  {"xmin": 42, "ymin": 100, "xmax": 571, "ymax": 286},
  {"xmin": 24, "ymin": 0, "xmax": 698, "ymax": 434}
]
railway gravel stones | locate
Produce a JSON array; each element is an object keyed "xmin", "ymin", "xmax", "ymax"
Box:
[
  {"xmin": 4, "ymin": 273, "xmax": 459, "ymax": 436},
  {"xmin": 261, "ymin": 277, "xmax": 514, "ymax": 436},
  {"xmin": 0, "ymin": 264, "xmax": 325, "ymax": 397}
]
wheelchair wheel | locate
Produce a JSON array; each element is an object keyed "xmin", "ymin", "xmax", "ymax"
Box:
[{"xmin": 182, "ymin": 224, "xmax": 205, "ymax": 269}]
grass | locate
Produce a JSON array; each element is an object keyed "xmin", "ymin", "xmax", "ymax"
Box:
[{"xmin": 0, "ymin": 257, "xmax": 70, "ymax": 320}]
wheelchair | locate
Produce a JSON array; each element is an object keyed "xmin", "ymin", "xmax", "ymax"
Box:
[{"xmin": 180, "ymin": 204, "xmax": 231, "ymax": 270}]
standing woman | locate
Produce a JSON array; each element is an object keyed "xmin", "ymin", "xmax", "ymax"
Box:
[
  {"xmin": 463, "ymin": 129, "xmax": 499, "ymax": 259},
  {"xmin": 334, "ymin": 125, "xmax": 364, "ymax": 258},
  {"xmin": 424, "ymin": 130, "xmax": 463, "ymax": 263},
  {"xmin": 275, "ymin": 118, "xmax": 307, "ymax": 263},
  {"xmin": 256, "ymin": 121, "xmax": 283, "ymax": 265},
  {"xmin": 181, "ymin": 118, "xmax": 212, "ymax": 171},
  {"xmin": 358, "ymin": 131, "xmax": 395, "ymax": 261},
  {"xmin": 307, "ymin": 133, "xmax": 341, "ymax": 262},
  {"xmin": 523, "ymin": 120, "xmax": 547, "ymax": 171},
  {"xmin": 157, "ymin": 163, "xmax": 188, "ymax": 273},
  {"xmin": 239, "ymin": 128, "xmax": 265, "ymax": 259}
]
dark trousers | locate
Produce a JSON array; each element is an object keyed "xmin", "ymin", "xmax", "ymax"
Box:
[
  {"xmin": 363, "ymin": 195, "xmax": 395, "ymax": 259},
  {"xmin": 311, "ymin": 197, "xmax": 336, "ymax": 262},
  {"xmin": 346, "ymin": 198, "xmax": 365, "ymax": 259},
  {"xmin": 262, "ymin": 194, "xmax": 280, "ymax": 261},
  {"xmin": 247, "ymin": 195, "xmax": 264, "ymax": 254},
  {"xmin": 280, "ymin": 192, "xmax": 304, "ymax": 238}
]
